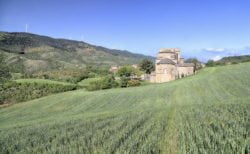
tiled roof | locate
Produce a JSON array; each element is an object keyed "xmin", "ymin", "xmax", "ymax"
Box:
[
  {"xmin": 159, "ymin": 48, "xmax": 180, "ymax": 53},
  {"xmin": 177, "ymin": 63, "xmax": 195, "ymax": 67},
  {"xmin": 157, "ymin": 59, "xmax": 176, "ymax": 65}
]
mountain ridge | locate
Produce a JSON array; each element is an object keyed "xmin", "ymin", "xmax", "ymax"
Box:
[{"xmin": 0, "ymin": 31, "xmax": 154, "ymax": 73}]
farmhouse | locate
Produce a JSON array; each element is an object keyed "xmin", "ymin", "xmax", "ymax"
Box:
[{"xmin": 150, "ymin": 48, "xmax": 194, "ymax": 83}]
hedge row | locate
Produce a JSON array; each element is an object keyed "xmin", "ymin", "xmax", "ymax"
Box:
[{"xmin": 0, "ymin": 81, "xmax": 78, "ymax": 104}]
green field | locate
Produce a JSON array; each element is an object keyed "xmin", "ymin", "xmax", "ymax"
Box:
[{"xmin": 0, "ymin": 63, "xmax": 249, "ymax": 153}]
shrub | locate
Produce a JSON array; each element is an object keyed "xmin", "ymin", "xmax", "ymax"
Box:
[
  {"xmin": 120, "ymin": 77, "xmax": 129, "ymax": 88},
  {"xmin": 127, "ymin": 80, "xmax": 141, "ymax": 87},
  {"xmin": 0, "ymin": 81, "xmax": 78, "ymax": 104},
  {"xmin": 101, "ymin": 76, "xmax": 118, "ymax": 89},
  {"xmin": 232, "ymin": 61, "xmax": 238, "ymax": 64},
  {"xmin": 86, "ymin": 76, "xmax": 118, "ymax": 91},
  {"xmin": 88, "ymin": 72, "xmax": 97, "ymax": 78},
  {"xmin": 206, "ymin": 60, "xmax": 216, "ymax": 67},
  {"xmin": 86, "ymin": 80, "xmax": 102, "ymax": 91},
  {"xmin": 117, "ymin": 66, "xmax": 134, "ymax": 77},
  {"xmin": 0, "ymin": 54, "xmax": 11, "ymax": 83}
]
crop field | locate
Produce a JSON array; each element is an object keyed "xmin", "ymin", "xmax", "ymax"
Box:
[{"xmin": 0, "ymin": 63, "xmax": 249, "ymax": 153}]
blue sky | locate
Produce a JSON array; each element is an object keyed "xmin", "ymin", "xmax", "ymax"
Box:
[{"xmin": 0, "ymin": 0, "xmax": 250, "ymax": 61}]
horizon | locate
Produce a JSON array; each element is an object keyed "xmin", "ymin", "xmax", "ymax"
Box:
[{"xmin": 1, "ymin": 0, "xmax": 250, "ymax": 61}]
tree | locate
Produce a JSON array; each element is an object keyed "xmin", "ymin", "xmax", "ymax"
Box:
[
  {"xmin": 206, "ymin": 60, "xmax": 216, "ymax": 67},
  {"xmin": 139, "ymin": 59, "xmax": 155, "ymax": 74},
  {"xmin": 117, "ymin": 66, "xmax": 143, "ymax": 87},
  {"xmin": 0, "ymin": 54, "xmax": 11, "ymax": 83},
  {"xmin": 101, "ymin": 75, "xmax": 118, "ymax": 89},
  {"xmin": 117, "ymin": 66, "xmax": 135, "ymax": 77}
]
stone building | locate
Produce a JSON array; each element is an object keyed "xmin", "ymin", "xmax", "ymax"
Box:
[
  {"xmin": 109, "ymin": 66, "xmax": 120, "ymax": 73},
  {"xmin": 150, "ymin": 48, "xmax": 194, "ymax": 83}
]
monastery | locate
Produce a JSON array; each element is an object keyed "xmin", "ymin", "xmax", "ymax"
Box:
[{"xmin": 150, "ymin": 48, "xmax": 194, "ymax": 83}]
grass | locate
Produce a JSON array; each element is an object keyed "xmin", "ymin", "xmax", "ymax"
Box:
[
  {"xmin": 15, "ymin": 78, "xmax": 76, "ymax": 86},
  {"xmin": 0, "ymin": 63, "xmax": 249, "ymax": 153}
]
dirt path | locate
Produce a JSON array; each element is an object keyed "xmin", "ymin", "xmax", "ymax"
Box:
[
  {"xmin": 164, "ymin": 104, "xmax": 178, "ymax": 153},
  {"xmin": 161, "ymin": 85, "xmax": 180, "ymax": 153}
]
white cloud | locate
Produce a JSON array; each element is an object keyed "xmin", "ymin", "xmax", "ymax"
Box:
[
  {"xmin": 187, "ymin": 46, "xmax": 250, "ymax": 62},
  {"xmin": 211, "ymin": 55, "xmax": 222, "ymax": 61},
  {"xmin": 204, "ymin": 48, "xmax": 226, "ymax": 53}
]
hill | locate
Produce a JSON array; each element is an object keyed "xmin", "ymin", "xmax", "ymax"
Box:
[
  {"xmin": 0, "ymin": 32, "xmax": 154, "ymax": 73},
  {"xmin": 0, "ymin": 62, "xmax": 249, "ymax": 153},
  {"xmin": 218, "ymin": 55, "xmax": 250, "ymax": 63}
]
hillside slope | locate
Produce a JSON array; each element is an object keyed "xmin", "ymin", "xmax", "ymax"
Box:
[
  {"xmin": 218, "ymin": 55, "xmax": 250, "ymax": 63},
  {"xmin": 0, "ymin": 32, "xmax": 153, "ymax": 73},
  {"xmin": 0, "ymin": 63, "xmax": 249, "ymax": 153}
]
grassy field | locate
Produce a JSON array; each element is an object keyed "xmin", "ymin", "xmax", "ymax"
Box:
[{"xmin": 0, "ymin": 63, "xmax": 249, "ymax": 153}]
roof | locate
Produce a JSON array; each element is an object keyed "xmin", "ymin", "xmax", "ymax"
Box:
[
  {"xmin": 177, "ymin": 63, "xmax": 195, "ymax": 67},
  {"xmin": 159, "ymin": 48, "xmax": 180, "ymax": 53},
  {"xmin": 158, "ymin": 51, "xmax": 176, "ymax": 54},
  {"xmin": 157, "ymin": 58, "xmax": 176, "ymax": 65}
]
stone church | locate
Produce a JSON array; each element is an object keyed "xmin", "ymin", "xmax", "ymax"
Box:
[{"xmin": 150, "ymin": 48, "xmax": 194, "ymax": 83}]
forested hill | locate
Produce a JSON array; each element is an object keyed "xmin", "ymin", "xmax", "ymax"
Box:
[
  {"xmin": 218, "ymin": 55, "xmax": 250, "ymax": 63},
  {"xmin": 0, "ymin": 31, "xmax": 154, "ymax": 73}
]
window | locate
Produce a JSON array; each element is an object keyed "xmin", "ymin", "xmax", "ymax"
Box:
[{"xmin": 164, "ymin": 69, "xmax": 167, "ymax": 74}]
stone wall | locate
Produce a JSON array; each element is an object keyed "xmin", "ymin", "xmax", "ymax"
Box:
[
  {"xmin": 150, "ymin": 74, "xmax": 156, "ymax": 83},
  {"xmin": 155, "ymin": 64, "xmax": 176, "ymax": 83},
  {"xmin": 177, "ymin": 66, "xmax": 194, "ymax": 78}
]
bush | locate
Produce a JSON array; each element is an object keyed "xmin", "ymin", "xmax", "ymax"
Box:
[
  {"xmin": 119, "ymin": 77, "xmax": 129, "ymax": 88},
  {"xmin": 232, "ymin": 62, "xmax": 238, "ymax": 65},
  {"xmin": 101, "ymin": 76, "xmax": 118, "ymax": 89},
  {"xmin": 86, "ymin": 80, "xmax": 102, "ymax": 91},
  {"xmin": 119, "ymin": 78, "xmax": 141, "ymax": 88},
  {"xmin": 86, "ymin": 76, "xmax": 118, "ymax": 91},
  {"xmin": 127, "ymin": 80, "xmax": 141, "ymax": 87},
  {"xmin": 88, "ymin": 72, "xmax": 97, "ymax": 78},
  {"xmin": 0, "ymin": 54, "xmax": 11, "ymax": 83},
  {"xmin": 0, "ymin": 81, "xmax": 78, "ymax": 104},
  {"xmin": 117, "ymin": 66, "xmax": 134, "ymax": 77},
  {"xmin": 206, "ymin": 60, "xmax": 216, "ymax": 67},
  {"xmin": 31, "ymin": 69, "xmax": 89, "ymax": 84}
]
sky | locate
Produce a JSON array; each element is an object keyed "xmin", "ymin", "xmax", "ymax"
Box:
[{"xmin": 0, "ymin": 0, "xmax": 250, "ymax": 61}]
